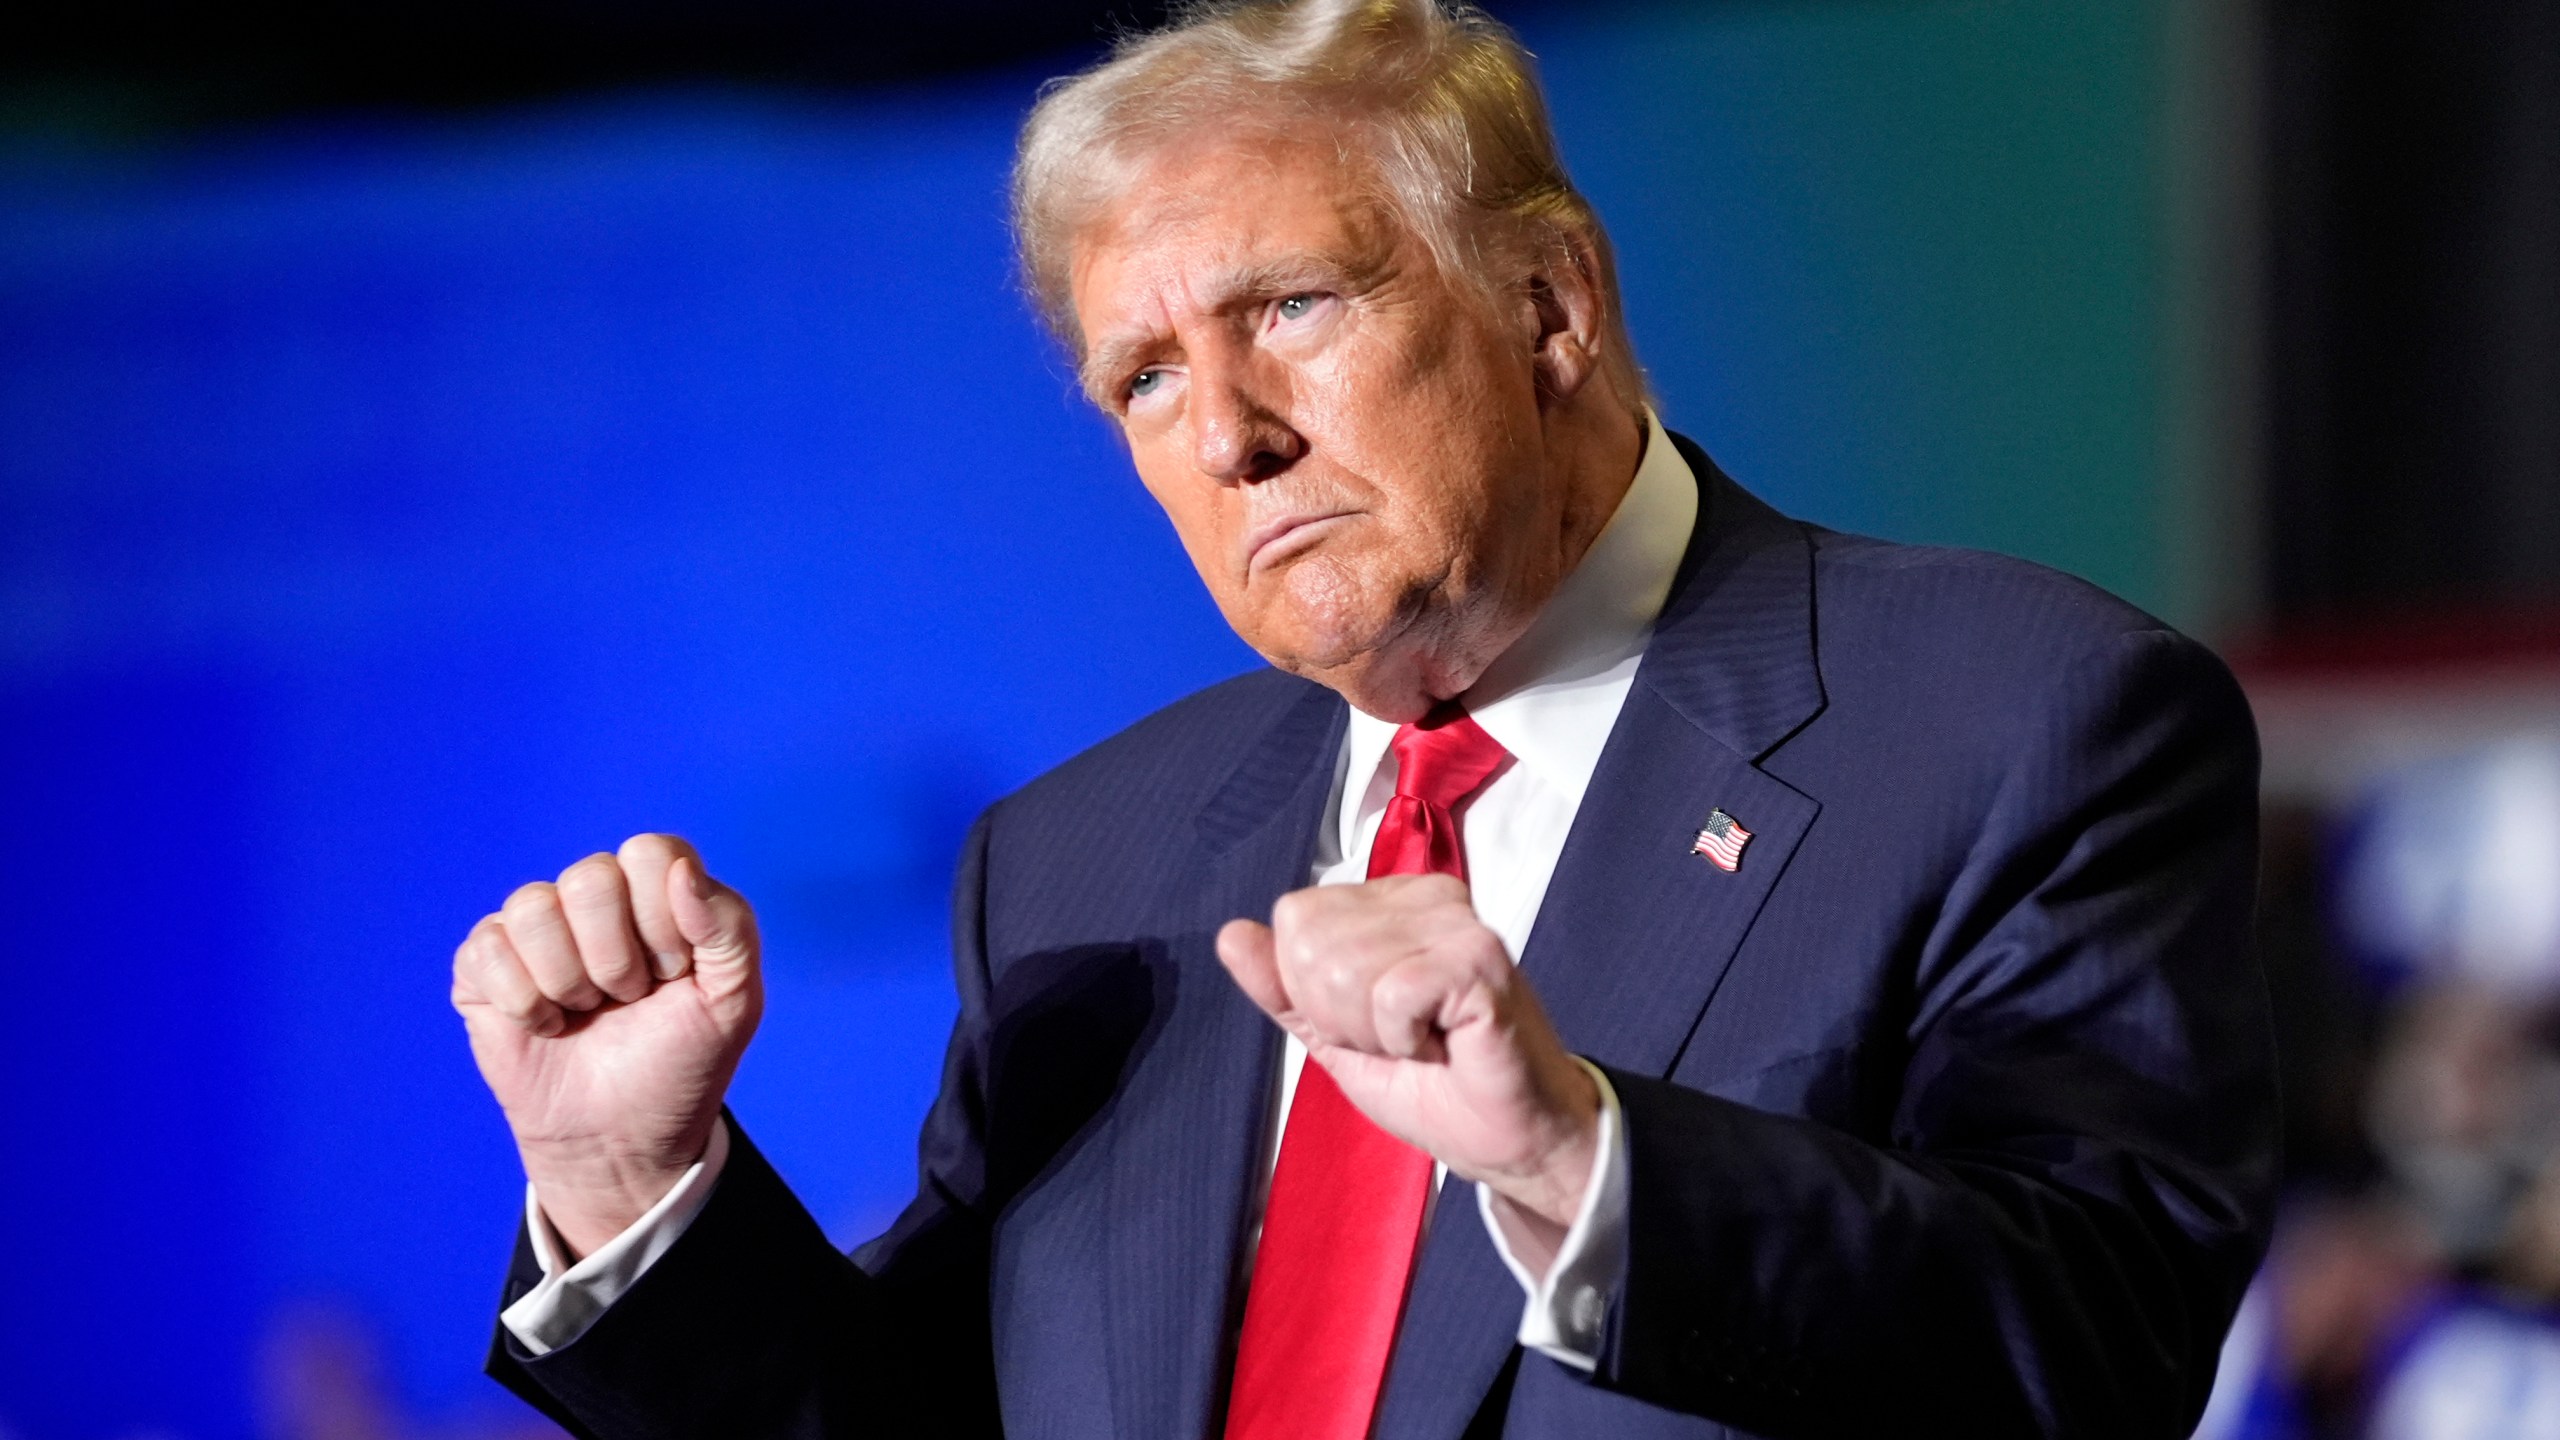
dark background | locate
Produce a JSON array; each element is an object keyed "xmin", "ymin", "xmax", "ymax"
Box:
[{"xmin": 16, "ymin": 0, "xmax": 2554, "ymax": 630}]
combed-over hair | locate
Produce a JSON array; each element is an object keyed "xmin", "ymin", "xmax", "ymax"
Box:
[{"xmin": 1011, "ymin": 0, "xmax": 1641, "ymax": 400}]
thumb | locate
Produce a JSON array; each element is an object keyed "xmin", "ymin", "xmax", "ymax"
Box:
[
  {"xmin": 1216, "ymin": 918, "xmax": 1293, "ymax": 1024},
  {"xmin": 668, "ymin": 855, "xmax": 757, "ymax": 994}
]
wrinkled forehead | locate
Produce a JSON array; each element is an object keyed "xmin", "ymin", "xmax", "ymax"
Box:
[{"xmin": 1065, "ymin": 123, "xmax": 1407, "ymax": 342}]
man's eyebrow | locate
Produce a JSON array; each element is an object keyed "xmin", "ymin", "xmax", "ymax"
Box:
[
  {"xmin": 1207, "ymin": 255, "xmax": 1360, "ymax": 308},
  {"xmin": 1079, "ymin": 334, "xmax": 1160, "ymax": 406}
]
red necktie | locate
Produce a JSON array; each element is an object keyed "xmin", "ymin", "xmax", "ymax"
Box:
[{"xmin": 1224, "ymin": 707, "xmax": 1512, "ymax": 1440}]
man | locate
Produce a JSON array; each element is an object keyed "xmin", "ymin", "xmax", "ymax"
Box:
[{"xmin": 452, "ymin": 2, "xmax": 2278, "ymax": 1436}]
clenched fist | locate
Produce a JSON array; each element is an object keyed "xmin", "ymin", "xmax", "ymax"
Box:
[
  {"xmin": 452, "ymin": 834, "xmax": 761, "ymax": 1258},
  {"xmin": 1216, "ymin": 873, "xmax": 1601, "ymax": 1274}
]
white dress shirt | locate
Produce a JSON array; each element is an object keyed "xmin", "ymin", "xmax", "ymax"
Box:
[{"xmin": 505, "ymin": 409, "xmax": 1700, "ymax": 1376}]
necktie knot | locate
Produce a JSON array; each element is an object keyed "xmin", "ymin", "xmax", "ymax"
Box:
[{"xmin": 1388, "ymin": 706, "xmax": 1511, "ymax": 812}]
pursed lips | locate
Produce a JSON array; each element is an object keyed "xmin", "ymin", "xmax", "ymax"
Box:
[{"xmin": 1242, "ymin": 510, "xmax": 1355, "ymax": 575}]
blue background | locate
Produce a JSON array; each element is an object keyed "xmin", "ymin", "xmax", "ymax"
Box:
[{"xmin": 0, "ymin": 4, "xmax": 2176, "ymax": 1435}]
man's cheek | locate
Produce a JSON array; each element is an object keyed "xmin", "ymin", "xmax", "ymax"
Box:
[{"xmin": 1138, "ymin": 484, "xmax": 1233, "ymax": 592}]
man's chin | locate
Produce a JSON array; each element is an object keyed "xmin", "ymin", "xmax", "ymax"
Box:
[
  {"xmin": 1259, "ymin": 633, "xmax": 1439, "ymax": 723},
  {"xmin": 1231, "ymin": 582, "xmax": 1458, "ymax": 718}
]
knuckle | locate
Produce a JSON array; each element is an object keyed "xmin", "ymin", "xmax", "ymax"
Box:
[
  {"xmin": 541, "ymin": 975, "xmax": 604, "ymax": 1008},
  {"xmin": 555, "ymin": 853, "xmax": 623, "ymax": 903},
  {"xmin": 1373, "ymin": 966, "xmax": 1420, "ymax": 1009},
  {"xmin": 615, "ymin": 833, "xmax": 668, "ymax": 871},
  {"xmin": 1385, "ymin": 970, "xmax": 1447, "ymax": 1021},
  {"xmin": 1280, "ymin": 930, "xmax": 1324, "ymax": 976},
  {"xmin": 502, "ymin": 881, "xmax": 560, "ymax": 921},
  {"xmin": 1368, "ymin": 985, "xmax": 1407, "ymax": 1025},
  {"xmin": 714, "ymin": 901, "xmax": 762, "ymax": 948},
  {"xmin": 465, "ymin": 920, "xmax": 514, "ymax": 967},
  {"xmin": 622, "ymin": 831, "xmax": 688, "ymax": 863}
]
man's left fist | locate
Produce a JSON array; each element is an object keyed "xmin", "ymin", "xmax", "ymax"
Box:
[{"xmin": 1217, "ymin": 873, "xmax": 1601, "ymax": 1264}]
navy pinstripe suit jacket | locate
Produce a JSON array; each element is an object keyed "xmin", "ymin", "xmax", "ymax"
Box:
[{"xmin": 489, "ymin": 437, "xmax": 2279, "ymax": 1439}]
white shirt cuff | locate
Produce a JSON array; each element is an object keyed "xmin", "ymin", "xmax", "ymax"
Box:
[
  {"xmin": 498, "ymin": 1119, "xmax": 733, "ymax": 1357},
  {"xmin": 1477, "ymin": 1058, "xmax": 1628, "ymax": 1372}
]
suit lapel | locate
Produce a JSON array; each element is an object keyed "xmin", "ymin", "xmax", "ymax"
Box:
[
  {"xmin": 1102, "ymin": 680, "xmax": 1345, "ymax": 1440},
  {"xmin": 1374, "ymin": 439, "xmax": 1828, "ymax": 1440}
]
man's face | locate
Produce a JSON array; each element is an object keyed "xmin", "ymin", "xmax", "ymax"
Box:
[{"xmin": 1067, "ymin": 126, "xmax": 1565, "ymax": 717}]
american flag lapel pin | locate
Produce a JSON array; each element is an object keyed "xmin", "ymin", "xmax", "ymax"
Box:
[{"xmin": 1691, "ymin": 808, "xmax": 1753, "ymax": 872}]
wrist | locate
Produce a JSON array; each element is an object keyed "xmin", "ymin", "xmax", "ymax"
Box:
[
  {"xmin": 1482, "ymin": 1056, "xmax": 1611, "ymax": 1282},
  {"xmin": 520, "ymin": 1126, "xmax": 715, "ymax": 1259},
  {"xmin": 1482, "ymin": 1119, "xmax": 1595, "ymax": 1282},
  {"xmin": 1486, "ymin": 1058, "xmax": 1603, "ymax": 1230}
]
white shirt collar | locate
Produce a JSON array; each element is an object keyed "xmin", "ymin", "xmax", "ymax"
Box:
[{"xmin": 1332, "ymin": 410, "xmax": 1700, "ymax": 851}]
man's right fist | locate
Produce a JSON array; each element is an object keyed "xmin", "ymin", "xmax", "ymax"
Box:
[{"xmin": 451, "ymin": 833, "xmax": 762, "ymax": 1259}]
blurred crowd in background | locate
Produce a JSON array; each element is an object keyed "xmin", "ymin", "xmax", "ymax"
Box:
[
  {"xmin": 2198, "ymin": 699, "xmax": 2560, "ymax": 1436},
  {"xmin": 4, "ymin": 1, "xmax": 2556, "ymax": 1437}
]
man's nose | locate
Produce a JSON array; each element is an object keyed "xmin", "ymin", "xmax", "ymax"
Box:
[{"xmin": 1190, "ymin": 355, "xmax": 1306, "ymax": 484}]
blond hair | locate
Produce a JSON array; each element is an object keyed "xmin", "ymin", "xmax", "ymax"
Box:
[{"xmin": 1011, "ymin": 0, "xmax": 1640, "ymax": 398}]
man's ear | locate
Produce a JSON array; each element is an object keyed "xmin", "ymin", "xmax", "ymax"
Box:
[{"xmin": 1525, "ymin": 230, "xmax": 1608, "ymax": 404}]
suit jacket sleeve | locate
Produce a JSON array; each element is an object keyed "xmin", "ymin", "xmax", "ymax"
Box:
[
  {"xmin": 1589, "ymin": 628, "xmax": 2278, "ymax": 1438},
  {"xmin": 482, "ymin": 814, "xmax": 1011, "ymax": 1440}
]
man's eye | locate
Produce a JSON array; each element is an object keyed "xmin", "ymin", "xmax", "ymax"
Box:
[
  {"xmin": 1276, "ymin": 294, "xmax": 1317, "ymax": 322},
  {"xmin": 1128, "ymin": 369, "xmax": 1163, "ymax": 399}
]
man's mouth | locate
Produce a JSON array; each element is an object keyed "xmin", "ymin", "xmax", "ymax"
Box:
[{"xmin": 1244, "ymin": 510, "xmax": 1355, "ymax": 575}]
